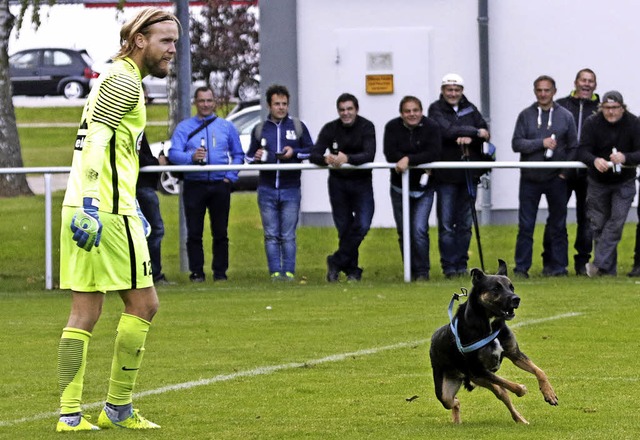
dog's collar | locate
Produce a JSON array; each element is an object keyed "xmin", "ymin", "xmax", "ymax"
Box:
[{"xmin": 448, "ymin": 290, "xmax": 501, "ymax": 354}]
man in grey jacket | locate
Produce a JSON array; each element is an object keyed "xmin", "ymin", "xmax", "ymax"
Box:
[{"xmin": 512, "ymin": 75, "xmax": 578, "ymax": 278}]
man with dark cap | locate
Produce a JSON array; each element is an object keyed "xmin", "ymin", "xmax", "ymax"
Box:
[{"xmin": 578, "ymin": 91, "xmax": 640, "ymax": 277}]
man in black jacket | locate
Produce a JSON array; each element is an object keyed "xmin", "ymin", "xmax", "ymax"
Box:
[
  {"xmin": 578, "ymin": 91, "xmax": 640, "ymax": 277},
  {"xmin": 310, "ymin": 93, "xmax": 376, "ymax": 282},
  {"xmin": 556, "ymin": 68, "xmax": 600, "ymax": 275},
  {"xmin": 137, "ymin": 133, "xmax": 171, "ymax": 285},
  {"xmin": 384, "ymin": 96, "xmax": 442, "ymax": 281},
  {"xmin": 428, "ymin": 73, "xmax": 490, "ymax": 279}
]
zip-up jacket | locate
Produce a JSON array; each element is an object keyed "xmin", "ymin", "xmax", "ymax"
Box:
[
  {"xmin": 578, "ymin": 111, "xmax": 640, "ymax": 185},
  {"xmin": 427, "ymin": 94, "xmax": 488, "ymax": 184},
  {"xmin": 246, "ymin": 114, "xmax": 313, "ymax": 189},
  {"xmin": 383, "ymin": 115, "xmax": 442, "ymax": 191},
  {"xmin": 310, "ymin": 115, "xmax": 376, "ymax": 180},
  {"xmin": 512, "ymin": 102, "xmax": 578, "ymax": 182},
  {"xmin": 168, "ymin": 115, "xmax": 244, "ymax": 182},
  {"xmin": 557, "ymin": 91, "xmax": 600, "ymax": 180}
]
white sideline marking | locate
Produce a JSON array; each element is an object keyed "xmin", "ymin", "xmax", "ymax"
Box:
[
  {"xmin": 0, "ymin": 312, "xmax": 581, "ymax": 427},
  {"xmin": 511, "ymin": 312, "xmax": 583, "ymax": 328}
]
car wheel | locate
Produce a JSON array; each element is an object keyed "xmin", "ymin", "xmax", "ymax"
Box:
[
  {"xmin": 159, "ymin": 171, "xmax": 180, "ymax": 195},
  {"xmin": 237, "ymin": 78, "xmax": 260, "ymax": 101},
  {"xmin": 63, "ymin": 81, "xmax": 85, "ymax": 99}
]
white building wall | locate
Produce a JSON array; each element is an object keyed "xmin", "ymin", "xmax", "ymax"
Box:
[
  {"xmin": 10, "ymin": 1, "xmax": 640, "ymax": 226},
  {"xmin": 296, "ymin": 0, "xmax": 640, "ymax": 226}
]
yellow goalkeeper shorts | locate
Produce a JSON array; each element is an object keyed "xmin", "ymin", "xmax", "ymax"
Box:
[{"xmin": 60, "ymin": 207, "xmax": 153, "ymax": 293}]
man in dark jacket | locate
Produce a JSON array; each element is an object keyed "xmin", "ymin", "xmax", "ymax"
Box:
[
  {"xmin": 556, "ymin": 68, "xmax": 600, "ymax": 275},
  {"xmin": 136, "ymin": 133, "xmax": 171, "ymax": 285},
  {"xmin": 428, "ymin": 73, "xmax": 490, "ymax": 278},
  {"xmin": 512, "ymin": 75, "xmax": 578, "ymax": 278},
  {"xmin": 578, "ymin": 91, "xmax": 640, "ymax": 276},
  {"xmin": 384, "ymin": 96, "xmax": 441, "ymax": 281},
  {"xmin": 246, "ymin": 84, "xmax": 313, "ymax": 281},
  {"xmin": 310, "ymin": 93, "xmax": 376, "ymax": 282}
]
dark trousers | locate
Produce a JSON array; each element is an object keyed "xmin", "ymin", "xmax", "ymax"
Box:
[
  {"xmin": 136, "ymin": 186, "xmax": 165, "ymax": 281},
  {"xmin": 515, "ymin": 176, "xmax": 568, "ymax": 274},
  {"xmin": 586, "ymin": 178, "xmax": 635, "ymax": 274},
  {"xmin": 543, "ymin": 174, "xmax": 592, "ymax": 272},
  {"xmin": 327, "ymin": 175, "xmax": 375, "ymax": 274},
  {"xmin": 635, "ymin": 196, "xmax": 640, "ymax": 267},
  {"xmin": 436, "ymin": 182, "xmax": 473, "ymax": 276},
  {"xmin": 183, "ymin": 180, "xmax": 231, "ymax": 279}
]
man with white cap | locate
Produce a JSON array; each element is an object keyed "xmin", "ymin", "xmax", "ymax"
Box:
[
  {"xmin": 428, "ymin": 73, "xmax": 490, "ymax": 279},
  {"xmin": 578, "ymin": 90, "xmax": 640, "ymax": 277}
]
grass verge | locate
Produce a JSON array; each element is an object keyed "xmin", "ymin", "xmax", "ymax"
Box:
[{"xmin": 1, "ymin": 192, "xmax": 640, "ymax": 439}]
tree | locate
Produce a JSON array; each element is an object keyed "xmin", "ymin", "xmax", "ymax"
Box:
[
  {"xmin": 0, "ymin": 0, "xmax": 42, "ymax": 197},
  {"xmin": 189, "ymin": 0, "xmax": 259, "ymax": 106}
]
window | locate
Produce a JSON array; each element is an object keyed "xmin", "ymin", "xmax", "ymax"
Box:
[
  {"xmin": 43, "ymin": 50, "xmax": 73, "ymax": 67},
  {"xmin": 10, "ymin": 52, "xmax": 38, "ymax": 69}
]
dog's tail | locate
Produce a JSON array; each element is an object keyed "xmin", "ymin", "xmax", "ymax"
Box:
[{"xmin": 463, "ymin": 376, "xmax": 475, "ymax": 392}]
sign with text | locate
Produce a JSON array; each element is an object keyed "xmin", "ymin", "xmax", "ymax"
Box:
[{"xmin": 365, "ymin": 74, "xmax": 394, "ymax": 95}]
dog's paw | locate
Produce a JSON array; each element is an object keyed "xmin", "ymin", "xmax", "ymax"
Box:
[
  {"xmin": 515, "ymin": 384, "xmax": 528, "ymax": 397},
  {"xmin": 542, "ymin": 389, "xmax": 558, "ymax": 405},
  {"xmin": 540, "ymin": 383, "xmax": 558, "ymax": 405}
]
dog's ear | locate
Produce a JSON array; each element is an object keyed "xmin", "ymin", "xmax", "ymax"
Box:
[
  {"xmin": 496, "ymin": 259, "xmax": 508, "ymax": 276},
  {"xmin": 471, "ymin": 268, "xmax": 485, "ymax": 283}
]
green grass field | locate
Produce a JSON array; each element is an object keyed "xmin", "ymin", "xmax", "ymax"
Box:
[
  {"xmin": 2, "ymin": 107, "xmax": 640, "ymax": 438},
  {"xmin": 1, "ymin": 191, "xmax": 640, "ymax": 439}
]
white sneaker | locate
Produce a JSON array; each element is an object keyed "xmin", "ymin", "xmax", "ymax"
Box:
[{"xmin": 585, "ymin": 263, "xmax": 599, "ymax": 278}]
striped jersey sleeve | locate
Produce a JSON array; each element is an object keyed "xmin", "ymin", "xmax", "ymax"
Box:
[{"xmin": 92, "ymin": 70, "xmax": 140, "ymax": 129}]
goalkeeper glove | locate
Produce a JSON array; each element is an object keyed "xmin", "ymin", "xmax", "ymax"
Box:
[
  {"xmin": 70, "ymin": 197, "xmax": 102, "ymax": 251},
  {"xmin": 136, "ymin": 200, "xmax": 151, "ymax": 238}
]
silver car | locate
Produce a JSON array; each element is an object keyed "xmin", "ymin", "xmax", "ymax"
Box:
[{"xmin": 150, "ymin": 104, "xmax": 261, "ymax": 194}]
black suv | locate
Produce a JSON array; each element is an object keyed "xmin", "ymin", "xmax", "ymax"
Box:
[{"xmin": 9, "ymin": 48, "xmax": 98, "ymax": 99}]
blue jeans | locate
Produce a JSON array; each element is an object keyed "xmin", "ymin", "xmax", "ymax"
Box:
[
  {"xmin": 136, "ymin": 186, "xmax": 165, "ymax": 281},
  {"xmin": 327, "ymin": 175, "xmax": 375, "ymax": 273},
  {"xmin": 515, "ymin": 176, "xmax": 568, "ymax": 274},
  {"xmin": 436, "ymin": 182, "xmax": 473, "ymax": 275},
  {"xmin": 183, "ymin": 180, "xmax": 231, "ymax": 279},
  {"xmin": 390, "ymin": 186, "xmax": 434, "ymax": 278},
  {"xmin": 257, "ymin": 186, "xmax": 301, "ymax": 274}
]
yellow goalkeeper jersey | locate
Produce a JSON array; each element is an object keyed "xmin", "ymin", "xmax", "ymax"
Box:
[{"xmin": 63, "ymin": 57, "xmax": 146, "ymax": 216}]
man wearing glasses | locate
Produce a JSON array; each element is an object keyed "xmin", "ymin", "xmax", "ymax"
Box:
[{"xmin": 578, "ymin": 91, "xmax": 640, "ymax": 277}]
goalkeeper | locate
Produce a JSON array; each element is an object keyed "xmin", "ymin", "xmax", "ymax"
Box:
[{"xmin": 56, "ymin": 7, "xmax": 180, "ymax": 432}]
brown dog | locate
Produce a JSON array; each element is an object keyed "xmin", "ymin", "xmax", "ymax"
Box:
[{"xmin": 429, "ymin": 259, "xmax": 558, "ymax": 424}]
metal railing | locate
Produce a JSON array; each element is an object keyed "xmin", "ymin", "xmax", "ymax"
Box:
[{"xmin": 1, "ymin": 161, "xmax": 589, "ymax": 289}]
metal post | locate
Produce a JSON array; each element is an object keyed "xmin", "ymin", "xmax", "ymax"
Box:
[
  {"xmin": 175, "ymin": 0, "xmax": 192, "ymax": 272},
  {"xmin": 401, "ymin": 171, "xmax": 411, "ymax": 283},
  {"xmin": 44, "ymin": 173, "xmax": 53, "ymax": 290},
  {"xmin": 478, "ymin": 0, "xmax": 492, "ymax": 225}
]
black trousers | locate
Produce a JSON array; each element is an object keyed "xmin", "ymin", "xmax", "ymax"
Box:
[
  {"xmin": 542, "ymin": 174, "xmax": 592, "ymax": 272},
  {"xmin": 183, "ymin": 180, "xmax": 231, "ymax": 279}
]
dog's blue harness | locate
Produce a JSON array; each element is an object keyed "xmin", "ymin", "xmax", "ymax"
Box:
[{"xmin": 448, "ymin": 289, "xmax": 501, "ymax": 354}]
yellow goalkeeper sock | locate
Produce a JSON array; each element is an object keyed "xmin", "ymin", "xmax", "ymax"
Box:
[
  {"xmin": 106, "ymin": 313, "xmax": 151, "ymax": 406},
  {"xmin": 58, "ymin": 327, "xmax": 91, "ymax": 415}
]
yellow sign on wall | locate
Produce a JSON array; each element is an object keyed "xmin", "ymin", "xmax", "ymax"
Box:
[{"xmin": 366, "ymin": 74, "xmax": 394, "ymax": 95}]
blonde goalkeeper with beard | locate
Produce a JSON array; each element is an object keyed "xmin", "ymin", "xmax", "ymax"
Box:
[{"xmin": 56, "ymin": 8, "xmax": 179, "ymax": 432}]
